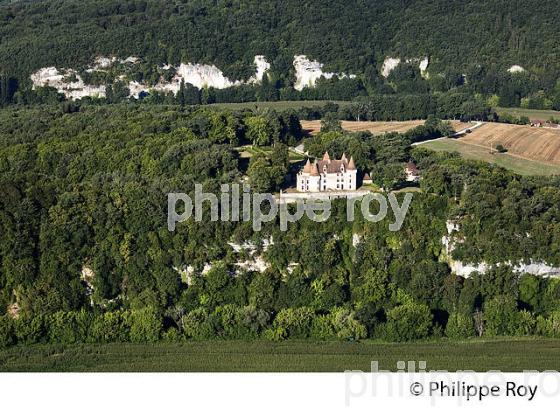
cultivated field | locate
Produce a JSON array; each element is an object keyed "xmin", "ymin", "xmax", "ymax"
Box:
[
  {"xmin": 459, "ymin": 122, "xmax": 560, "ymax": 164},
  {"xmin": 420, "ymin": 138, "xmax": 560, "ymax": 176},
  {"xmin": 1, "ymin": 339, "xmax": 559, "ymax": 371},
  {"xmin": 496, "ymin": 107, "xmax": 560, "ymax": 121},
  {"xmin": 301, "ymin": 120, "xmax": 471, "ymax": 135}
]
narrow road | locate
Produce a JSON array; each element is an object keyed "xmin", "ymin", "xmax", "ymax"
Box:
[
  {"xmin": 291, "ymin": 143, "xmax": 306, "ymax": 155},
  {"xmin": 412, "ymin": 121, "xmax": 485, "ymax": 146}
]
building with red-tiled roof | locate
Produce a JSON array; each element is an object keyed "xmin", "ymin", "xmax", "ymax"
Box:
[{"xmin": 297, "ymin": 152, "xmax": 357, "ymax": 192}]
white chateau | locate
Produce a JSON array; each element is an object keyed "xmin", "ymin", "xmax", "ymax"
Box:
[{"xmin": 297, "ymin": 152, "xmax": 357, "ymax": 192}]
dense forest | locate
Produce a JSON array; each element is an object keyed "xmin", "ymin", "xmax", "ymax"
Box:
[
  {"xmin": 1, "ymin": 103, "xmax": 560, "ymax": 346},
  {"xmin": 1, "ymin": 0, "xmax": 559, "ymax": 348},
  {"xmin": 1, "ymin": 0, "xmax": 560, "ymax": 107}
]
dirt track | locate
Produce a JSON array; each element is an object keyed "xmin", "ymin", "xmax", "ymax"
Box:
[{"xmin": 301, "ymin": 120, "xmax": 471, "ymax": 135}]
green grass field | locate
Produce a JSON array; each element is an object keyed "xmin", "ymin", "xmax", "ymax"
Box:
[
  {"xmin": 496, "ymin": 107, "xmax": 560, "ymax": 121},
  {"xmin": 235, "ymin": 145, "xmax": 306, "ymax": 162},
  {"xmin": 1, "ymin": 339, "xmax": 559, "ymax": 372},
  {"xmin": 420, "ymin": 138, "xmax": 560, "ymax": 176}
]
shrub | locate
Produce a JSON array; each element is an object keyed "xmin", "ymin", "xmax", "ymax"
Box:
[
  {"xmin": 514, "ymin": 310, "xmax": 536, "ymax": 336},
  {"xmin": 210, "ymin": 304, "xmax": 269, "ymax": 339},
  {"xmin": 311, "ymin": 315, "xmax": 336, "ymax": 340},
  {"xmin": 263, "ymin": 327, "xmax": 286, "ymax": 341},
  {"xmin": 162, "ymin": 327, "xmax": 182, "ymax": 342},
  {"xmin": 14, "ymin": 314, "xmax": 45, "ymax": 344},
  {"xmin": 213, "ymin": 305, "xmax": 239, "ymax": 339},
  {"xmin": 446, "ymin": 313, "xmax": 475, "ymax": 339},
  {"xmin": 46, "ymin": 310, "xmax": 93, "ymax": 344},
  {"xmin": 183, "ymin": 308, "xmax": 214, "ymax": 339},
  {"xmin": 273, "ymin": 307, "xmax": 315, "ymax": 339},
  {"xmin": 535, "ymin": 310, "xmax": 560, "ymax": 337},
  {"xmin": 211, "ymin": 304, "xmax": 269, "ymax": 339},
  {"xmin": 484, "ymin": 295, "xmax": 519, "ymax": 336},
  {"xmin": 89, "ymin": 311, "xmax": 131, "ymax": 343},
  {"xmin": 385, "ymin": 302, "xmax": 432, "ymax": 342},
  {"xmin": 129, "ymin": 307, "xmax": 162, "ymax": 343},
  {"xmin": 535, "ymin": 315, "xmax": 550, "ymax": 336},
  {"xmin": 330, "ymin": 308, "xmax": 367, "ymax": 340},
  {"xmin": 0, "ymin": 315, "xmax": 16, "ymax": 348}
]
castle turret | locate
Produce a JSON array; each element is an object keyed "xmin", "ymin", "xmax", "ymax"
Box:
[
  {"xmin": 344, "ymin": 156, "xmax": 357, "ymax": 190},
  {"xmin": 310, "ymin": 160, "xmax": 320, "ymax": 176},
  {"xmin": 302, "ymin": 158, "xmax": 312, "ymax": 173}
]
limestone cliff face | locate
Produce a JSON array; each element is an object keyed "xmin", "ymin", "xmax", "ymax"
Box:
[
  {"xmin": 30, "ymin": 67, "xmax": 106, "ymax": 99},
  {"xmin": 442, "ymin": 220, "xmax": 560, "ymax": 277},
  {"xmin": 30, "ymin": 55, "xmax": 272, "ymax": 100},
  {"xmin": 381, "ymin": 56, "xmax": 430, "ymax": 78},
  {"xmin": 292, "ymin": 55, "xmax": 356, "ymax": 91},
  {"xmin": 31, "ymin": 53, "xmax": 437, "ymax": 99}
]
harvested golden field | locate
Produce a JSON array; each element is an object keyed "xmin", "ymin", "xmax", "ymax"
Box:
[
  {"xmin": 421, "ymin": 138, "xmax": 560, "ymax": 176},
  {"xmin": 301, "ymin": 120, "xmax": 470, "ymax": 135},
  {"xmin": 459, "ymin": 122, "xmax": 560, "ymax": 164}
]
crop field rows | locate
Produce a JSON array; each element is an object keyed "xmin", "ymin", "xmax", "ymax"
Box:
[{"xmin": 1, "ymin": 339, "xmax": 559, "ymax": 372}]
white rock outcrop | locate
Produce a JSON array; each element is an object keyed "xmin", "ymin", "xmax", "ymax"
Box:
[
  {"xmin": 293, "ymin": 55, "xmax": 355, "ymax": 91},
  {"xmin": 127, "ymin": 80, "xmax": 149, "ymax": 98},
  {"xmin": 248, "ymin": 55, "xmax": 271, "ymax": 84},
  {"xmin": 381, "ymin": 57, "xmax": 401, "ymax": 78},
  {"xmin": 31, "ymin": 55, "xmax": 271, "ymax": 100},
  {"xmin": 448, "ymin": 259, "xmax": 560, "ymax": 278},
  {"xmin": 235, "ymin": 255, "xmax": 270, "ymax": 273},
  {"xmin": 7, "ymin": 302, "xmax": 20, "ymax": 319},
  {"xmin": 81, "ymin": 265, "xmax": 96, "ymax": 305},
  {"xmin": 442, "ymin": 219, "xmax": 560, "ymax": 277},
  {"xmin": 30, "ymin": 67, "xmax": 106, "ymax": 99},
  {"xmin": 86, "ymin": 56, "xmax": 140, "ymax": 73},
  {"xmin": 228, "ymin": 236, "xmax": 273, "ymax": 254},
  {"xmin": 93, "ymin": 56, "xmax": 116, "ymax": 70},
  {"xmin": 174, "ymin": 265, "xmax": 195, "ymax": 285},
  {"xmin": 418, "ymin": 57, "xmax": 429, "ymax": 78},
  {"xmin": 508, "ymin": 65, "xmax": 525, "ymax": 74},
  {"xmin": 156, "ymin": 62, "xmax": 242, "ymax": 93},
  {"xmin": 381, "ymin": 56, "xmax": 429, "ymax": 78}
]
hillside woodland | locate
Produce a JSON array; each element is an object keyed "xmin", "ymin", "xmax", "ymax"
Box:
[
  {"xmin": 1, "ymin": 0, "xmax": 560, "ymax": 107},
  {"xmin": 1, "ymin": 104, "xmax": 560, "ymax": 345}
]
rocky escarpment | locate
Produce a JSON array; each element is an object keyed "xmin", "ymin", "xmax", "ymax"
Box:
[
  {"xmin": 31, "ymin": 55, "xmax": 271, "ymax": 100},
  {"xmin": 442, "ymin": 220, "xmax": 560, "ymax": 277}
]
